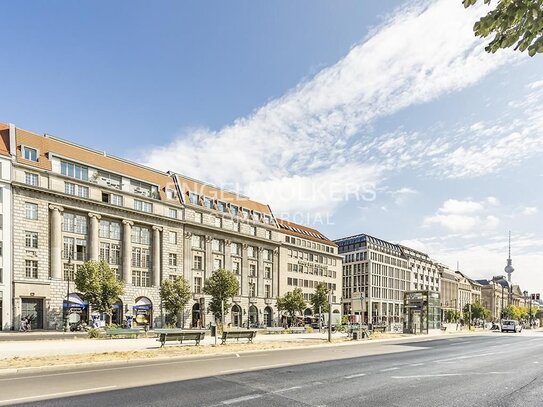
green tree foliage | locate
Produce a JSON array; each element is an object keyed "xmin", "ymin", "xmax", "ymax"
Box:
[
  {"xmin": 444, "ymin": 309, "xmax": 461, "ymax": 323},
  {"xmin": 276, "ymin": 288, "xmax": 306, "ymax": 321},
  {"xmin": 502, "ymin": 304, "xmax": 525, "ymax": 320},
  {"xmin": 74, "ymin": 260, "xmax": 124, "ymax": 325},
  {"xmin": 462, "ymin": 301, "xmax": 492, "ymax": 322},
  {"xmin": 202, "ymin": 269, "xmax": 240, "ymax": 321},
  {"xmin": 310, "ymin": 282, "xmax": 330, "ymax": 315},
  {"xmin": 463, "ymin": 0, "xmax": 543, "ymax": 56},
  {"xmin": 160, "ymin": 276, "xmax": 192, "ymax": 327}
]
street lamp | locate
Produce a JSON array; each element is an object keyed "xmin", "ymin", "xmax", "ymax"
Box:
[
  {"xmin": 523, "ymin": 290, "xmax": 528, "ymax": 326},
  {"xmin": 64, "ymin": 256, "xmax": 73, "ymax": 332}
]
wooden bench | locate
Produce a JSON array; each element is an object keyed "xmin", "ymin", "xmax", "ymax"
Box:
[
  {"xmin": 440, "ymin": 326, "xmax": 447, "ymax": 332},
  {"xmin": 155, "ymin": 329, "xmax": 206, "ymax": 347},
  {"xmin": 266, "ymin": 327, "xmax": 285, "ymax": 334},
  {"xmin": 221, "ymin": 329, "xmax": 257, "ymax": 344},
  {"xmin": 104, "ymin": 328, "xmax": 144, "ymax": 339},
  {"xmin": 288, "ymin": 327, "xmax": 305, "ymax": 334},
  {"xmin": 372, "ymin": 325, "xmax": 387, "ymax": 333}
]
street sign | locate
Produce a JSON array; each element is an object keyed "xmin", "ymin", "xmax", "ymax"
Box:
[{"xmin": 351, "ymin": 292, "xmax": 365, "ymax": 313}]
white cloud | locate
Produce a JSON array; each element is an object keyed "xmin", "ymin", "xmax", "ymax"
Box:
[
  {"xmin": 522, "ymin": 207, "xmax": 538, "ymax": 216},
  {"xmin": 423, "ymin": 198, "xmax": 500, "ymax": 233},
  {"xmin": 142, "ymin": 0, "xmax": 514, "ymax": 216},
  {"xmin": 387, "ymin": 187, "xmax": 418, "ymax": 205}
]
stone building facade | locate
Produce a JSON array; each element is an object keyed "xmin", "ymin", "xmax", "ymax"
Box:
[{"xmin": 7, "ymin": 123, "xmax": 285, "ymax": 329}]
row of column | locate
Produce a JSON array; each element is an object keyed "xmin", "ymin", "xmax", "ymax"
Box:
[{"xmin": 49, "ymin": 205, "xmax": 162, "ymax": 286}]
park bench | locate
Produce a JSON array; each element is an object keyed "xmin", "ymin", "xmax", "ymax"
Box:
[
  {"xmin": 104, "ymin": 328, "xmax": 144, "ymax": 339},
  {"xmin": 288, "ymin": 327, "xmax": 305, "ymax": 334},
  {"xmin": 221, "ymin": 329, "xmax": 257, "ymax": 344},
  {"xmin": 266, "ymin": 327, "xmax": 285, "ymax": 334},
  {"xmin": 372, "ymin": 325, "xmax": 387, "ymax": 333},
  {"xmin": 440, "ymin": 326, "xmax": 447, "ymax": 332},
  {"xmin": 155, "ymin": 329, "xmax": 206, "ymax": 347}
]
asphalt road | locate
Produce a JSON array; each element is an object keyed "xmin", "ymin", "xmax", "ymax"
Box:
[{"xmin": 2, "ymin": 332, "xmax": 542, "ymax": 406}]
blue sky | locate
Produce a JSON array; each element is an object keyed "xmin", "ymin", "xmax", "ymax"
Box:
[{"xmin": 1, "ymin": 1, "xmax": 543, "ymax": 292}]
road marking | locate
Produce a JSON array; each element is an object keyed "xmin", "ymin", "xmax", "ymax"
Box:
[
  {"xmin": 449, "ymin": 341, "xmax": 471, "ymax": 346},
  {"xmin": 435, "ymin": 352, "xmax": 497, "ymax": 363},
  {"xmin": 221, "ymin": 363, "xmax": 292, "ymax": 374},
  {"xmin": 0, "ymin": 385, "xmax": 117, "ymax": 404},
  {"xmin": 392, "ymin": 372, "xmax": 511, "ymax": 379},
  {"xmin": 409, "ymin": 363, "xmax": 424, "ymax": 367},
  {"xmin": 381, "ymin": 367, "xmax": 400, "ymax": 372},
  {"xmin": 235, "ymin": 354, "xmax": 240, "ymax": 358},
  {"xmin": 534, "ymin": 361, "xmax": 539, "ymax": 364},
  {"xmin": 344, "ymin": 373, "xmax": 366, "ymax": 379},
  {"xmin": 273, "ymin": 386, "xmax": 302, "ymax": 393},
  {"xmin": 222, "ymin": 394, "xmax": 262, "ymax": 404}
]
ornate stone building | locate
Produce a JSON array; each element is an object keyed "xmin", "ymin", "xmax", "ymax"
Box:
[{"xmin": 7, "ymin": 123, "xmax": 283, "ymax": 329}]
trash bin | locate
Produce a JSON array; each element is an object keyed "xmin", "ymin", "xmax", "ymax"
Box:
[
  {"xmin": 352, "ymin": 331, "xmax": 359, "ymax": 340},
  {"xmin": 211, "ymin": 325, "xmax": 216, "ymax": 337}
]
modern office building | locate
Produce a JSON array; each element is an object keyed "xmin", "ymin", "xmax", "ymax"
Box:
[
  {"xmin": 336, "ymin": 234, "xmax": 411, "ymax": 324},
  {"xmin": 6, "ymin": 123, "xmax": 282, "ymax": 330},
  {"xmin": 0, "ymin": 124, "xmax": 13, "ymax": 330},
  {"xmin": 277, "ymin": 219, "xmax": 342, "ymax": 323}
]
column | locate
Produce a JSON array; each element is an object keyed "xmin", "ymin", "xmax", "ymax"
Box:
[
  {"xmin": 183, "ymin": 231, "xmax": 193, "ymax": 283},
  {"xmin": 88, "ymin": 213, "xmax": 101, "ymax": 261},
  {"xmin": 49, "ymin": 205, "xmax": 64, "ymax": 280},
  {"xmin": 257, "ymin": 247, "xmax": 265, "ymax": 299},
  {"xmin": 152, "ymin": 226, "xmax": 162, "ymax": 286},
  {"xmin": 241, "ymin": 244, "xmax": 249, "ymax": 296},
  {"xmin": 224, "ymin": 240, "xmax": 232, "ymax": 271},
  {"xmin": 122, "ymin": 220, "xmax": 133, "ymax": 283},
  {"xmin": 205, "ymin": 235, "xmax": 213, "ymax": 278}
]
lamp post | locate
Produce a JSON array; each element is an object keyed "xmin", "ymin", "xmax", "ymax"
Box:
[
  {"xmin": 64, "ymin": 256, "xmax": 73, "ymax": 332},
  {"xmin": 523, "ymin": 290, "xmax": 528, "ymax": 326}
]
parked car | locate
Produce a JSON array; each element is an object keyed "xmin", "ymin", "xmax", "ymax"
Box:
[{"xmin": 501, "ymin": 320, "xmax": 522, "ymax": 333}]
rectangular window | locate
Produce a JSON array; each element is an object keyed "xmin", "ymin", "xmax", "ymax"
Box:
[
  {"xmin": 134, "ymin": 199, "xmax": 152, "ymax": 213},
  {"xmin": 63, "ymin": 213, "xmax": 87, "ymax": 234},
  {"xmin": 250, "ymin": 226, "xmax": 257, "ymax": 236},
  {"xmin": 110, "ymin": 194, "xmax": 123, "ymax": 206},
  {"xmin": 230, "ymin": 205, "xmax": 238, "ymax": 217},
  {"xmin": 194, "ymin": 277, "xmax": 202, "ymax": 294},
  {"xmin": 131, "ymin": 226, "xmax": 150, "ymax": 245},
  {"xmin": 131, "ymin": 270, "xmax": 151, "ymax": 287},
  {"xmin": 265, "ymin": 285, "xmax": 271, "ymax": 298},
  {"xmin": 214, "ymin": 258, "xmax": 222, "ymax": 270},
  {"xmin": 131, "ymin": 247, "xmax": 150, "ymax": 268},
  {"xmin": 60, "ymin": 160, "xmax": 88, "ymax": 181},
  {"xmin": 65, "ymin": 182, "xmax": 89, "ymax": 198},
  {"xmin": 23, "ymin": 146, "xmax": 38, "ymax": 162},
  {"xmin": 265, "ymin": 266, "xmax": 272, "ymax": 279},
  {"xmin": 193, "ymin": 255, "xmax": 203, "ymax": 270},
  {"xmin": 25, "ymin": 203, "xmax": 38, "ymax": 220},
  {"xmin": 99, "ymin": 220, "xmax": 121, "ymax": 240},
  {"xmin": 233, "ymin": 261, "xmax": 240, "ymax": 274},
  {"xmin": 25, "ymin": 231, "xmax": 38, "ymax": 248},
  {"xmin": 168, "ymin": 208, "xmax": 177, "ymax": 219},
  {"xmin": 249, "ymin": 264, "xmax": 257, "ymax": 277},
  {"xmin": 212, "ymin": 239, "xmax": 224, "ymax": 252},
  {"xmin": 249, "ymin": 282, "xmax": 256, "ymax": 297},
  {"xmin": 25, "ymin": 172, "xmax": 39, "ymax": 186},
  {"xmin": 169, "ymin": 231, "xmax": 177, "ymax": 245},
  {"xmin": 204, "ymin": 197, "xmax": 212, "ymax": 209},
  {"xmin": 231, "ymin": 242, "xmax": 241, "ymax": 256},
  {"xmin": 191, "ymin": 235, "xmax": 203, "ymax": 249},
  {"xmin": 169, "ymin": 253, "xmax": 177, "ymax": 267},
  {"xmin": 63, "ymin": 263, "xmax": 75, "ymax": 281},
  {"xmin": 189, "ymin": 192, "xmax": 199, "ymax": 205},
  {"xmin": 25, "ymin": 260, "xmax": 38, "ymax": 278}
]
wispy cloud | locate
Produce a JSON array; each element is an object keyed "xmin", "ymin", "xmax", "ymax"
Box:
[
  {"xmin": 423, "ymin": 197, "xmax": 500, "ymax": 233},
  {"xmin": 142, "ymin": 0, "xmax": 514, "ymax": 218}
]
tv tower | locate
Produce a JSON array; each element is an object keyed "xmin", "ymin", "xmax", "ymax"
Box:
[{"xmin": 504, "ymin": 231, "xmax": 514, "ymax": 283}]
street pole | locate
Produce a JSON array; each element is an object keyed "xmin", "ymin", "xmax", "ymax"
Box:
[
  {"xmin": 468, "ymin": 303, "xmax": 471, "ymax": 330},
  {"xmin": 319, "ymin": 306, "xmax": 322, "ymax": 332},
  {"xmin": 328, "ymin": 291, "xmax": 332, "ymax": 343},
  {"xmin": 529, "ymin": 295, "xmax": 533, "ymax": 328}
]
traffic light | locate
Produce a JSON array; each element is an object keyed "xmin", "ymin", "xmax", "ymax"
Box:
[{"xmin": 532, "ymin": 293, "xmax": 540, "ymax": 301}]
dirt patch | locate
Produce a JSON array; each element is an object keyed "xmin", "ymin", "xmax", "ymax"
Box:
[{"xmin": 1, "ymin": 338, "xmax": 352, "ymax": 369}]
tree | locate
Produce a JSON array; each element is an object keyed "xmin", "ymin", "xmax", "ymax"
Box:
[
  {"xmin": 310, "ymin": 282, "xmax": 330, "ymax": 315},
  {"xmin": 463, "ymin": 0, "xmax": 543, "ymax": 56},
  {"xmin": 444, "ymin": 309, "xmax": 461, "ymax": 323},
  {"xmin": 502, "ymin": 304, "xmax": 523, "ymax": 320},
  {"xmin": 276, "ymin": 288, "xmax": 306, "ymax": 325},
  {"xmin": 160, "ymin": 276, "xmax": 192, "ymax": 328},
  {"xmin": 462, "ymin": 301, "xmax": 492, "ymax": 322},
  {"xmin": 74, "ymin": 260, "xmax": 124, "ymax": 325},
  {"xmin": 202, "ymin": 269, "xmax": 240, "ymax": 322}
]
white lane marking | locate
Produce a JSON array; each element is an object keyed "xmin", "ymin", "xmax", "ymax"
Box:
[
  {"xmin": 449, "ymin": 341, "xmax": 471, "ymax": 346},
  {"xmin": 273, "ymin": 386, "xmax": 302, "ymax": 393},
  {"xmin": 222, "ymin": 394, "xmax": 262, "ymax": 404},
  {"xmin": 235, "ymin": 354, "xmax": 240, "ymax": 358},
  {"xmin": 393, "ymin": 372, "xmax": 511, "ymax": 379},
  {"xmin": 435, "ymin": 352, "xmax": 497, "ymax": 363},
  {"xmin": 221, "ymin": 363, "xmax": 292, "ymax": 374},
  {"xmin": 409, "ymin": 363, "xmax": 424, "ymax": 367},
  {"xmin": 344, "ymin": 373, "xmax": 366, "ymax": 379},
  {"xmin": 534, "ymin": 361, "xmax": 539, "ymax": 364},
  {"xmin": 0, "ymin": 385, "xmax": 117, "ymax": 404},
  {"xmin": 381, "ymin": 367, "xmax": 400, "ymax": 372},
  {"xmin": 0, "ymin": 356, "xmax": 239, "ymax": 382}
]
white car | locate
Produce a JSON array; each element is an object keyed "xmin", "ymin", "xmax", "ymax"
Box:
[{"xmin": 501, "ymin": 320, "xmax": 522, "ymax": 333}]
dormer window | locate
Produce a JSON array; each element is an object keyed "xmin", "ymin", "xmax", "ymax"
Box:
[
  {"xmin": 230, "ymin": 205, "xmax": 238, "ymax": 217},
  {"xmin": 61, "ymin": 160, "xmax": 88, "ymax": 181},
  {"xmin": 189, "ymin": 192, "xmax": 199, "ymax": 205},
  {"xmin": 23, "ymin": 146, "xmax": 39, "ymax": 162},
  {"xmin": 217, "ymin": 201, "xmax": 227, "ymax": 212},
  {"xmin": 204, "ymin": 197, "xmax": 212, "ymax": 209}
]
